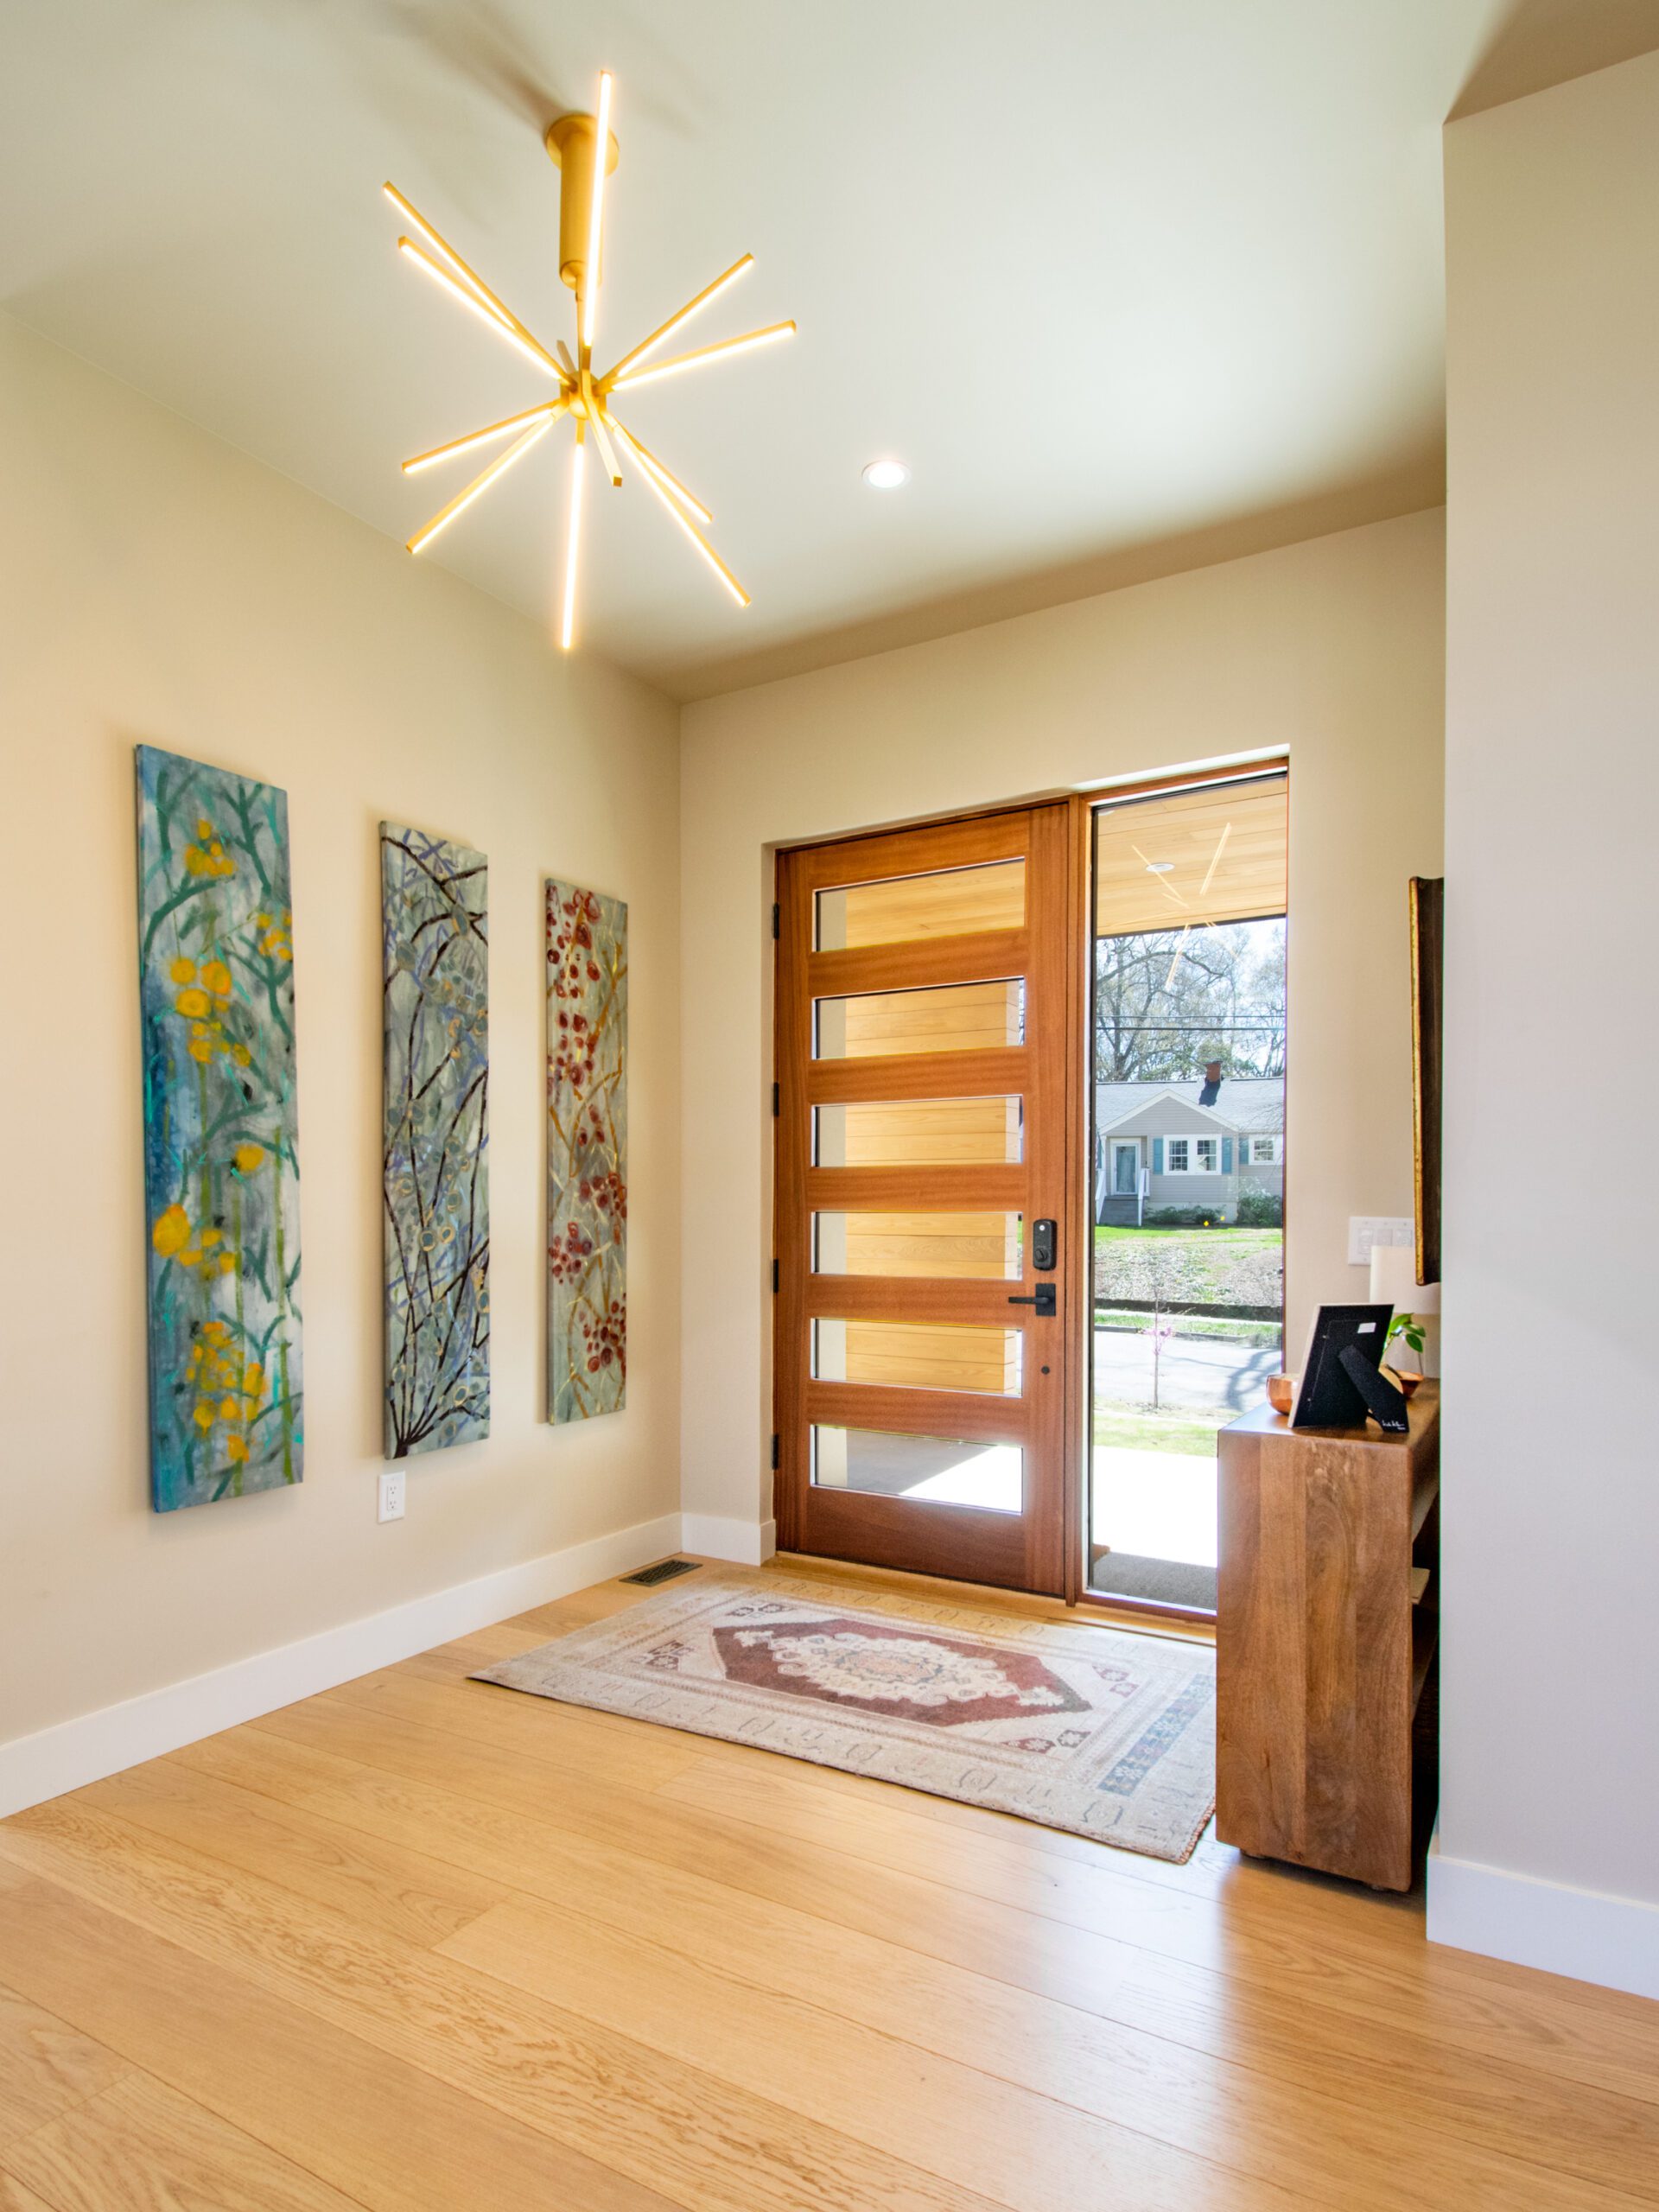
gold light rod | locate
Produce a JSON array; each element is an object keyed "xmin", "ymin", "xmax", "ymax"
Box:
[
  {"xmin": 606, "ymin": 319, "xmax": 797, "ymax": 391},
  {"xmin": 579, "ymin": 70, "xmax": 613, "ymax": 356},
  {"xmin": 385, "ymin": 183, "xmax": 570, "ymax": 385},
  {"xmin": 561, "ymin": 425, "xmax": 588, "ymax": 651},
  {"xmin": 402, "ymin": 399, "xmax": 565, "ymax": 475},
  {"xmin": 407, "ymin": 415, "xmax": 556, "ymax": 554},
  {"xmin": 397, "ymin": 240, "xmax": 567, "ymax": 385},
  {"xmin": 620, "ymin": 423, "xmax": 750, "ymax": 606},
  {"xmin": 603, "ymin": 254, "xmax": 753, "ymax": 386},
  {"xmin": 604, "ymin": 415, "xmax": 713, "ymax": 524},
  {"xmin": 586, "ymin": 400, "xmax": 623, "ymax": 488}
]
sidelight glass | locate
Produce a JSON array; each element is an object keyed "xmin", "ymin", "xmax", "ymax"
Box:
[{"xmin": 1087, "ymin": 767, "xmax": 1287, "ymax": 1613}]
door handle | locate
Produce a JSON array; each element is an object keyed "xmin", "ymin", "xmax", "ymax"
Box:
[{"xmin": 1007, "ymin": 1283, "xmax": 1057, "ymax": 1317}]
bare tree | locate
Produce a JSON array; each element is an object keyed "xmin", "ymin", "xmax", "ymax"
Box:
[{"xmin": 1094, "ymin": 918, "xmax": 1285, "ymax": 1082}]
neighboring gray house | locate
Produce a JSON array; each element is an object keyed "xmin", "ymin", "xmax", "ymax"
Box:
[{"xmin": 1095, "ymin": 1069, "xmax": 1283, "ymax": 1224}]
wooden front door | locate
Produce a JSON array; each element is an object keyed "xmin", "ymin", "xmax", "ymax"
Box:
[{"xmin": 773, "ymin": 804, "xmax": 1077, "ymax": 1594}]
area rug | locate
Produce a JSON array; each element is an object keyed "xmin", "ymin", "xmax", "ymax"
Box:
[{"xmin": 472, "ymin": 1568, "xmax": 1216, "ymax": 1862}]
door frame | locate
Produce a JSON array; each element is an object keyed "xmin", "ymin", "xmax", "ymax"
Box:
[{"xmin": 770, "ymin": 762, "xmax": 1287, "ymax": 1608}]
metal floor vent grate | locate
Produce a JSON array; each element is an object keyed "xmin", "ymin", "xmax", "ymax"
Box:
[{"xmin": 621, "ymin": 1557, "xmax": 702, "ymax": 1588}]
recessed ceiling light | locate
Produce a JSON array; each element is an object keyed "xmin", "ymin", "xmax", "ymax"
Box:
[
  {"xmin": 861, "ymin": 459, "xmax": 910, "ymax": 490},
  {"xmin": 1145, "ymin": 861, "xmax": 1174, "ymax": 874}
]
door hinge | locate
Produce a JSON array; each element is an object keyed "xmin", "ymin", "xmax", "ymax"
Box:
[
  {"xmin": 771, "ymin": 1257, "xmax": 779, "ymax": 1294},
  {"xmin": 771, "ymin": 1433, "xmax": 781, "ymax": 1470},
  {"xmin": 771, "ymin": 902, "xmax": 780, "ymax": 940},
  {"xmin": 772, "ymin": 1082, "xmax": 780, "ymax": 1117}
]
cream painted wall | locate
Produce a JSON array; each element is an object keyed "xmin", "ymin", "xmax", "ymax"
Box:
[
  {"xmin": 0, "ymin": 315, "xmax": 680, "ymax": 1748},
  {"xmin": 680, "ymin": 508, "xmax": 1445, "ymax": 1534},
  {"xmin": 1440, "ymin": 56, "xmax": 1659, "ymax": 1926}
]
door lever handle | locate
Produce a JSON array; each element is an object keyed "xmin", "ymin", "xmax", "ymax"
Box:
[{"xmin": 1007, "ymin": 1283, "xmax": 1057, "ymax": 1317}]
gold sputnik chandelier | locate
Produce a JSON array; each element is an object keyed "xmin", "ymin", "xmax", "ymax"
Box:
[{"xmin": 385, "ymin": 68, "xmax": 795, "ymax": 648}]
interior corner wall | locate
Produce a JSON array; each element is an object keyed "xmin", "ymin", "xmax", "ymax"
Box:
[
  {"xmin": 0, "ymin": 314, "xmax": 682, "ymax": 1785},
  {"xmin": 678, "ymin": 507, "xmax": 1446, "ymax": 1540},
  {"xmin": 1437, "ymin": 50, "xmax": 1659, "ymax": 1995}
]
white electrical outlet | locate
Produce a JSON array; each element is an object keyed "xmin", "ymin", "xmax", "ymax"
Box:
[
  {"xmin": 378, "ymin": 1470, "xmax": 406, "ymax": 1523},
  {"xmin": 1347, "ymin": 1216, "xmax": 1414, "ymax": 1268}
]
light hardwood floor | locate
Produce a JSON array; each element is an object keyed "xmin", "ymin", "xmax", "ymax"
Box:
[{"xmin": 3, "ymin": 1554, "xmax": 1657, "ymax": 2211}]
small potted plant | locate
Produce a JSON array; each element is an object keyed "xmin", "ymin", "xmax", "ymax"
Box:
[{"xmin": 1384, "ymin": 1311, "xmax": 1427, "ymax": 1396}]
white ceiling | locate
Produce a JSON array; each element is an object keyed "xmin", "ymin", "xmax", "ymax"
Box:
[{"xmin": 3, "ymin": 0, "xmax": 1643, "ymax": 698}]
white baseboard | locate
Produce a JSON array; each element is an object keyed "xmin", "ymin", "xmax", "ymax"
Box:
[
  {"xmin": 0, "ymin": 1510, "xmax": 682, "ymax": 1821},
  {"xmin": 681, "ymin": 1513, "xmax": 777, "ymax": 1567},
  {"xmin": 1428, "ymin": 1841, "xmax": 1659, "ymax": 2001}
]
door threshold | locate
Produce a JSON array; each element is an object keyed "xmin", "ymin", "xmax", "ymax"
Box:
[
  {"xmin": 1079, "ymin": 1583, "xmax": 1217, "ymax": 1630},
  {"xmin": 772, "ymin": 1549, "xmax": 1216, "ymax": 1643}
]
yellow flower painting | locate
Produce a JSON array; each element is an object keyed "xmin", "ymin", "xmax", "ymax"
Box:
[{"xmin": 136, "ymin": 745, "xmax": 303, "ymax": 1510}]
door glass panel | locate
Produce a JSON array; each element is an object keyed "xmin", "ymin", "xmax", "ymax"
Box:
[
  {"xmin": 814, "ymin": 1096, "xmax": 1023, "ymax": 1166},
  {"xmin": 812, "ymin": 1427, "xmax": 1023, "ymax": 1514},
  {"xmin": 813, "ymin": 980, "xmax": 1025, "ymax": 1059},
  {"xmin": 813, "ymin": 1211, "xmax": 1022, "ymax": 1279},
  {"xmin": 816, "ymin": 860, "xmax": 1025, "ymax": 950},
  {"xmin": 812, "ymin": 1319, "xmax": 1023, "ymax": 1396}
]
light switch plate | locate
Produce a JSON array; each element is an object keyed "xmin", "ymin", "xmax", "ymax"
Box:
[
  {"xmin": 378, "ymin": 1470, "xmax": 406, "ymax": 1523},
  {"xmin": 1348, "ymin": 1216, "xmax": 1414, "ymax": 1268}
]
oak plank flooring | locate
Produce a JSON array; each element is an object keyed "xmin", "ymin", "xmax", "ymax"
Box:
[
  {"xmin": 2, "ymin": 2073, "xmax": 369, "ymax": 2212},
  {"xmin": 0, "ymin": 2179, "xmax": 58, "ymax": 2212},
  {"xmin": 1, "ymin": 1562, "xmax": 1656, "ymax": 2212},
  {"xmin": 238, "ymin": 1662, "xmax": 1655, "ymax": 2115},
  {"xmin": 440, "ymin": 1897, "xmax": 1313, "ymax": 2212},
  {"xmin": 0, "ymin": 1803, "xmax": 1005, "ymax": 2212},
  {"xmin": 0, "ymin": 1881, "xmax": 671, "ymax": 2212},
  {"xmin": 0, "ymin": 1986, "xmax": 129, "ymax": 2152},
  {"xmin": 72, "ymin": 1759, "xmax": 501, "ymax": 1949},
  {"xmin": 155, "ymin": 1719, "xmax": 1659, "ymax": 2202}
]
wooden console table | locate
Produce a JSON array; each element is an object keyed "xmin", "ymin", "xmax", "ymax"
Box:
[{"xmin": 1216, "ymin": 1388, "xmax": 1440, "ymax": 1891}]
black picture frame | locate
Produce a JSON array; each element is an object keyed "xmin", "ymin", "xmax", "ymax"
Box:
[{"xmin": 1291, "ymin": 1303, "xmax": 1396, "ymax": 1429}]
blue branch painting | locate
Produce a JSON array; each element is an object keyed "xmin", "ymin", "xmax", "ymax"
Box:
[
  {"xmin": 382, "ymin": 823, "xmax": 490, "ymax": 1459},
  {"xmin": 135, "ymin": 746, "xmax": 303, "ymax": 1511}
]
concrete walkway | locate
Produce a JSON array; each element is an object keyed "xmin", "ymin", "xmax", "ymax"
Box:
[
  {"xmin": 1090, "ymin": 1324, "xmax": 1277, "ymax": 1567},
  {"xmin": 1091, "ymin": 1446, "xmax": 1217, "ymax": 1567}
]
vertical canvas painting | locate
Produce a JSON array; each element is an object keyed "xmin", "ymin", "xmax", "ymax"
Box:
[
  {"xmin": 382, "ymin": 823, "xmax": 489, "ymax": 1459},
  {"xmin": 546, "ymin": 879, "xmax": 627, "ymax": 1421},
  {"xmin": 135, "ymin": 746, "xmax": 303, "ymax": 1510}
]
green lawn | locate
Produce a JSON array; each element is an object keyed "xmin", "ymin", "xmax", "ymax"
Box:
[
  {"xmin": 1093, "ymin": 1224, "xmax": 1283, "ymax": 1309},
  {"xmin": 1092, "ymin": 1404, "xmax": 1222, "ymax": 1456}
]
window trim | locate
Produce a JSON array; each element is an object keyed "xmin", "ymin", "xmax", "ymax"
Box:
[
  {"xmin": 1167, "ymin": 1141, "xmax": 1221, "ymax": 1176},
  {"xmin": 1163, "ymin": 1132, "xmax": 1223, "ymax": 1176},
  {"xmin": 1245, "ymin": 1134, "xmax": 1282, "ymax": 1166}
]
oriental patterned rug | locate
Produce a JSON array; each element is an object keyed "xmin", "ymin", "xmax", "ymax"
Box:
[{"xmin": 473, "ymin": 1568, "xmax": 1215, "ymax": 1862}]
